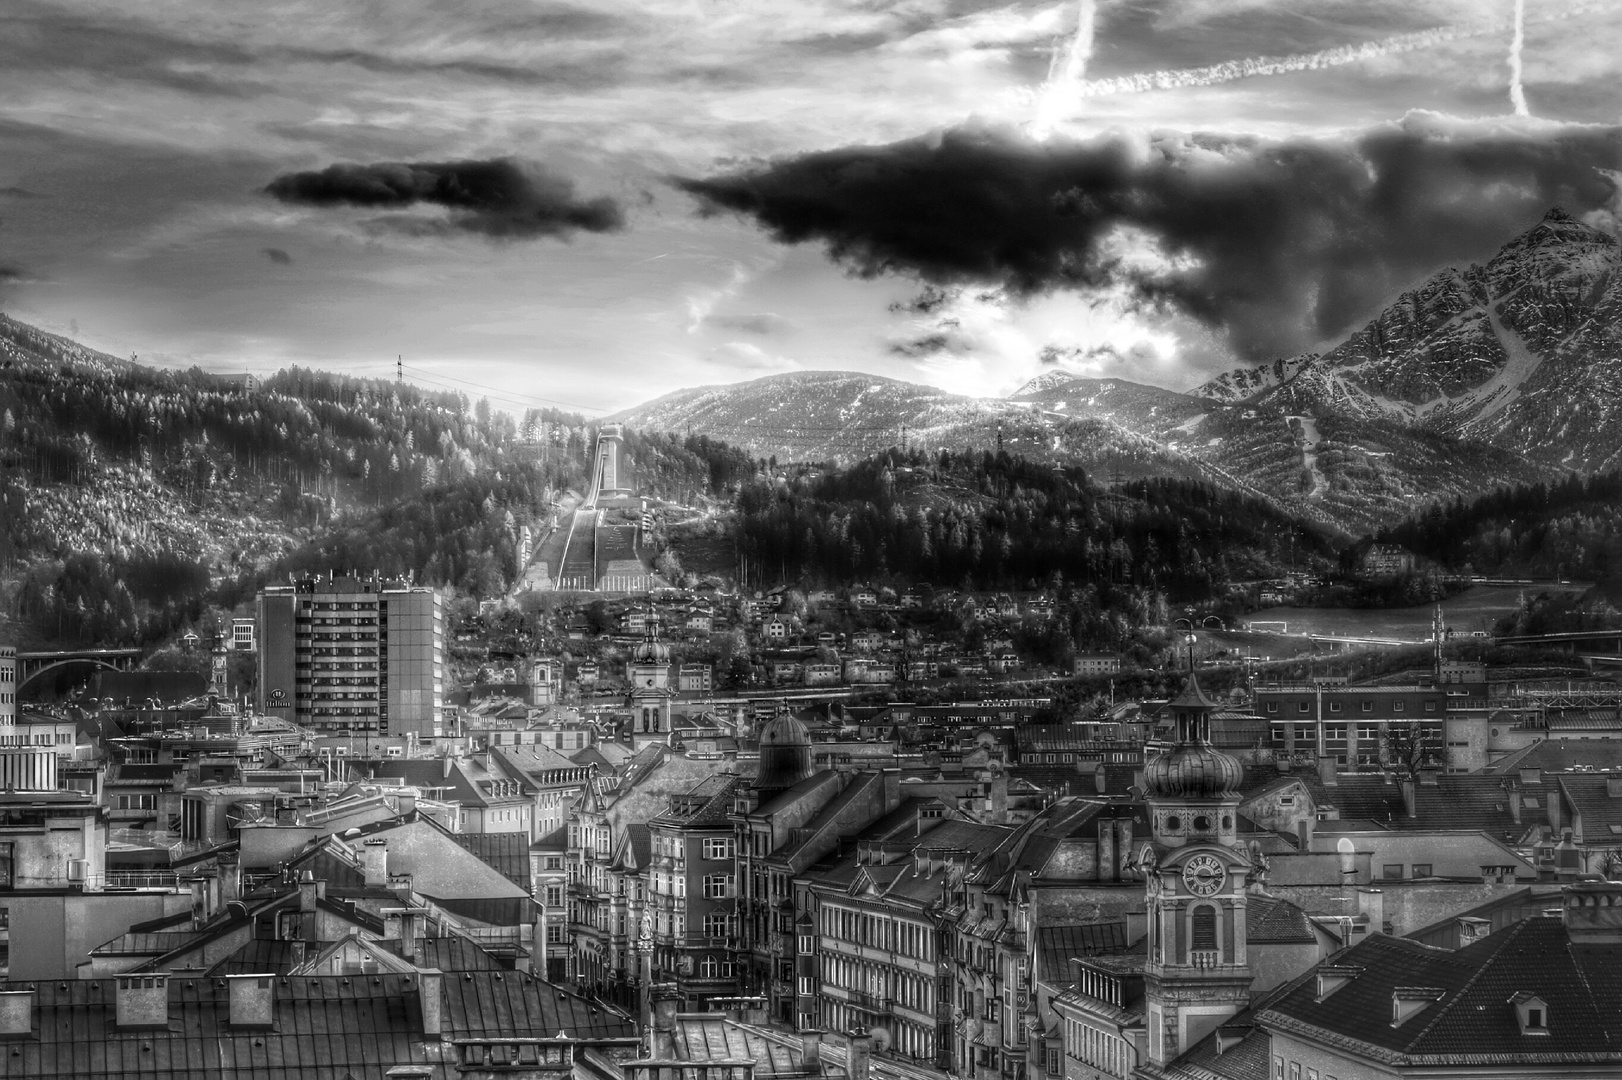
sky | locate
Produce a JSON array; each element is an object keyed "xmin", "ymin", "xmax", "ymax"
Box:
[{"xmin": 0, "ymin": 0, "xmax": 1619, "ymax": 415}]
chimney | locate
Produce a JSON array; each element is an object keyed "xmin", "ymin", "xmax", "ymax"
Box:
[
  {"xmin": 1114, "ymin": 818, "xmax": 1133, "ymax": 864},
  {"xmin": 989, "ymin": 772, "xmax": 1008, "ymax": 821},
  {"xmin": 651, "ymin": 985, "xmax": 680, "ymax": 1058},
  {"xmin": 1316, "ymin": 756, "xmax": 1337, "ymax": 787},
  {"xmin": 397, "ymin": 792, "xmax": 416, "ymax": 818},
  {"xmin": 1506, "ymin": 784, "xmax": 1522, "ymax": 825},
  {"xmin": 361, "ymin": 839, "xmax": 388, "ymax": 887},
  {"xmin": 226, "ymin": 974, "xmax": 275, "ymax": 1027},
  {"xmin": 847, "ymin": 1030, "xmax": 873, "ymax": 1080},
  {"xmin": 297, "ymin": 869, "xmax": 324, "ymax": 912},
  {"xmin": 416, "ymin": 969, "xmax": 444, "ymax": 1037},
  {"xmin": 0, "ymin": 989, "xmax": 33, "ymax": 1037},
  {"xmin": 1562, "ymin": 881, "xmax": 1622, "ymax": 944},
  {"xmin": 1398, "ymin": 778, "xmax": 1417, "ymax": 819},
  {"xmin": 1099, "ymin": 814, "xmax": 1117, "ymax": 882},
  {"xmin": 1356, "ymin": 888, "xmax": 1383, "ymax": 934},
  {"xmin": 1297, "ymin": 819, "xmax": 1315, "ymax": 851},
  {"xmin": 801, "ymin": 1031, "xmax": 823, "ymax": 1067},
  {"xmin": 114, "ymin": 974, "xmax": 171, "ymax": 1029},
  {"xmin": 1455, "ymin": 916, "xmax": 1490, "ymax": 948}
]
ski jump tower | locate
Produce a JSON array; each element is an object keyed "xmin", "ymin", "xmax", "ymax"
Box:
[{"xmin": 588, "ymin": 424, "xmax": 633, "ymax": 507}]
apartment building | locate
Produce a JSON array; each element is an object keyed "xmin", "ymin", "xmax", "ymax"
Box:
[{"xmin": 257, "ymin": 572, "xmax": 445, "ymax": 737}]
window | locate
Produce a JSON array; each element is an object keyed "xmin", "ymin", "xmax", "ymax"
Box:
[
  {"xmin": 1297, "ymin": 701, "xmax": 1310, "ymax": 713},
  {"xmin": 1411, "ymin": 864, "xmax": 1432, "ymax": 878},
  {"xmin": 1266, "ymin": 702, "xmax": 1278, "ymax": 713},
  {"xmin": 1289, "ymin": 1064, "xmax": 1301, "ymax": 1080},
  {"xmin": 1361, "ymin": 701, "xmax": 1373, "ymax": 713},
  {"xmin": 0, "ymin": 844, "xmax": 12, "ymax": 889},
  {"xmin": 1329, "ymin": 701, "xmax": 1342, "ymax": 712},
  {"xmin": 1382, "ymin": 864, "xmax": 1404, "ymax": 879},
  {"xmin": 799, "ymin": 977, "xmax": 814, "ymax": 995},
  {"xmin": 1392, "ymin": 700, "xmax": 1405, "ymax": 712},
  {"xmin": 1274, "ymin": 1057, "xmax": 1284, "ymax": 1080},
  {"xmin": 702, "ymin": 874, "xmax": 732, "ymax": 899},
  {"xmin": 704, "ymin": 837, "xmax": 734, "ymax": 860},
  {"xmin": 1191, "ymin": 906, "xmax": 1217, "ymax": 953},
  {"xmin": 1527, "ymin": 1007, "xmax": 1545, "ymax": 1029}
]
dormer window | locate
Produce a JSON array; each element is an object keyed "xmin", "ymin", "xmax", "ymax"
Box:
[
  {"xmin": 1314, "ymin": 965, "xmax": 1362, "ymax": 1001},
  {"xmin": 1391, "ymin": 987, "xmax": 1444, "ymax": 1027},
  {"xmin": 1509, "ymin": 992, "xmax": 1549, "ymax": 1035}
]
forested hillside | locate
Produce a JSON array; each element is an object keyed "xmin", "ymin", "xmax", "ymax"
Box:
[
  {"xmin": 735, "ymin": 447, "xmax": 1333, "ymax": 599},
  {"xmin": 0, "ymin": 314, "xmax": 752, "ymax": 647},
  {"xmin": 1380, "ymin": 471, "xmax": 1622, "ymax": 581}
]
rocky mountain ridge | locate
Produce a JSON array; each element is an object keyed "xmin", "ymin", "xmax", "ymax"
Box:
[{"xmin": 1196, "ymin": 209, "xmax": 1622, "ymax": 470}]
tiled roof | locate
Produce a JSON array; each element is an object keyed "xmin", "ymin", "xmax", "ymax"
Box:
[
  {"xmin": 3, "ymin": 972, "xmax": 634, "ymax": 1079},
  {"xmin": 1245, "ymin": 895, "xmax": 1318, "ymax": 944},
  {"xmin": 1259, "ymin": 916, "xmax": 1622, "ymax": 1064}
]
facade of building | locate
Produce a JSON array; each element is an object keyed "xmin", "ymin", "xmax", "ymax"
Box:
[
  {"xmin": 0, "ymin": 644, "xmax": 16, "ymax": 727},
  {"xmin": 1256, "ymin": 684, "xmax": 1447, "ymax": 772},
  {"xmin": 256, "ymin": 572, "xmax": 445, "ymax": 737}
]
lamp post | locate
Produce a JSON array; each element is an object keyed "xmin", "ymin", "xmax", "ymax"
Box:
[{"xmin": 1172, "ymin": 618, "xmax": 1197, "ymax": 673}]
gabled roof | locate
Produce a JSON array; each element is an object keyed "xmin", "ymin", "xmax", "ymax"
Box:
[
  {"xmin": 203, "ymin": 937, "xmax": 314, "ymax": 976},
  {"xmin": 1258, "ymin": 916, "xmax": 1622, "ymax": 1063},
  {"xmin": 451, "ymin": 831, "xmax": 532, "ymax": 892},
  {"xmin": 1246, "ymin": 895, "xmax": 1318, "ymax": 945}
]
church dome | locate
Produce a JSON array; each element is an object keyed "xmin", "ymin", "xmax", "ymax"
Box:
[
  {"xmin": 1144, "ymin": 743, "xmax": 1243, "ymax": 799},
  {"xmin": 632, "ymin": 637, "xmax": 670, "ymax": 663},
  {"xmin": 755, "ymin": 712, "xmax": 813, "ymax": 793},
  {"xmin": 1145, "ymin": 672, "xmax": 1243, "ymax": 799}
]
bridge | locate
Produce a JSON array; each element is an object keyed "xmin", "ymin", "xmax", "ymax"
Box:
[{"xmin": 15, "ymin": 647, "xmax": 142, "ymax": 701}]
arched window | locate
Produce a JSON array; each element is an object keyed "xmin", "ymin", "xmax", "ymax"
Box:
[
  {"xmin": 700, "ymin": 954, "xmax": 719, "ymax": 979},
  {"xmin": 1190, "ymin": 905, "xmax": 1218, "ymax": 958}
]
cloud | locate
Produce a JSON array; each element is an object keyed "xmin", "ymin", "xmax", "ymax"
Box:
[
  {"xmin": 710, "ymin": 340, "xmax": 796, "ymax": 374},
  {"xmin": 260, "ymin": 246, "xmax": 293, "ymax": 264},
  {"xmin": 264, "ymin": 157, "xmax": 624, "ymax": 239},
  {"xmin": 708, "ymin": 311, "xmax": 792, "ymax": 335},
  {"xmin": 0, "ymin": 186, "xmax": 41, "ymax": 199},
  {"xmin": 677, "ymin": 113, "xmax": 1622, "ymax": 360}
]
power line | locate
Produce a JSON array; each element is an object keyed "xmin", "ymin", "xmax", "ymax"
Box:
[{"xmin": 394, "ymin": 361, "xmax": 603, "ymax": 414}]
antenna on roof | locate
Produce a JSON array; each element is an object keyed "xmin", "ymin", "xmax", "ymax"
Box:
[{"xmin": 397, "ymin": 355, "xmax": 403, "ymax": 383}]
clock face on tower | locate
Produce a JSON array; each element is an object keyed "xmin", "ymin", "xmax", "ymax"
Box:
[{"xmin": 1182, "ymin": 853, "xmax": 1226, "ymax": 896}]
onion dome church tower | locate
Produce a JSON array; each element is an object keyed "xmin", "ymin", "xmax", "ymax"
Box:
[
  {"xmin": 1136, "ymin": 674, "xmax": 1254, "ymax": 1068},
  {"xmin": 628, "ymin": 618, "xmax": 672, "ymax": 748}
]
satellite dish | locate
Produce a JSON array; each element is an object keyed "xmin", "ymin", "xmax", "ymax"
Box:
[{"xmin": 1336, "ymin": 837, "xmax": 1356, "ymax": 878}]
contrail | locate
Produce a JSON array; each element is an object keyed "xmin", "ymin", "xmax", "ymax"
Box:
[
  {"xmin": 1068, "ymin": 23, "xmax": 1470, "ymax": 98},
  {"xmin": 1508, "ymin": 0, "xmax": 1530, "ymax": 116},
  {"xmin": 1030, "ymin": 0, "xmax": 1096, "ymax": 139}
]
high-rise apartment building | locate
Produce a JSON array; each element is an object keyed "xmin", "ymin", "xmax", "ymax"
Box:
[
  {"xmin": 0, "ymin": 645, "xmax": 16, "ymax": 728},
  {"xmin": 256, "ymin": 573, "xmax": 445, "ymax": 737}
]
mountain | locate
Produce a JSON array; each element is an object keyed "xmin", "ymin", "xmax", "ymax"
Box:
[
  {"xmin": 616, "ymin": 364, "xmax": 1548, "ymax": 534},
  {"xmin": 1196, "ymin": 209, "xmax": 1622, "ymax": 470}
]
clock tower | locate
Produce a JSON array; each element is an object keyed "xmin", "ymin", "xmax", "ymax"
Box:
[{"xmin": 1138, "ymin": 675, "xmax": 1252, "ymax": 1069}]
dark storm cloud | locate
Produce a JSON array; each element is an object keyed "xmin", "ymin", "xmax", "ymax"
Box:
[
  {"xmin": 260, "ymin": 247, "xmax": 293, "ymax": 265},
  {"xmin": 264, "ymin": 158, "xmax": 625, "ymax": 240},
  {"xmin": 677, "ymin": 114, "xmax": 1622, "ymax": 360}
]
